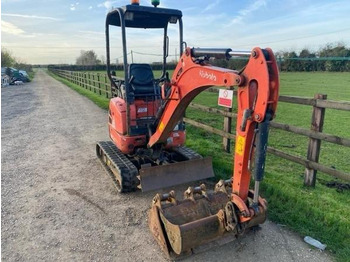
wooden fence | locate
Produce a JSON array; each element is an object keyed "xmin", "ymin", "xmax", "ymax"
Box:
[
  {"xmin": 49, "ymin": 68, "xmax": 350, "ymax": 185},
  {"xmin": 50, "ymin": 69, "xmax": 113, "ymax": 98}
]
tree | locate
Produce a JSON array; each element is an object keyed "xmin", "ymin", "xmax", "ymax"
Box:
[
  {"xmin": 1, "ymin": 48, "xmax": 16, "ymax": 67},
  {"xmin": 319, "ymin": 43, "xmax": 350, "ymax": 72},
  {"xmin": 299, "ymin": 49, "xmax": 316, "ymax": 71},
  {"xmin": 76, "ymin": 50, "xmax": 101, "ymax": 65},
  {"xmin": 282, "ymin": 51, "xmax": 301, "ymax": 71},
  {"xmin": 99, "ymin": 55, "xmax": 106, "ymax": 65}
]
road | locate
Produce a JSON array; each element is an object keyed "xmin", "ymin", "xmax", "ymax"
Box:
[{"xmin": 1, "ymin": 69, "xmax": 333, "ymax": 261}]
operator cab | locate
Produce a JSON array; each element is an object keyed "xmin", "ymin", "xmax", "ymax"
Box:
[
  {"xmin": 106, "ymin": 0, "xmax": 185, "ymax": 150},
  {"xmin": 105, "ymin": 1, "xmax": 183, "ymax": 100}
]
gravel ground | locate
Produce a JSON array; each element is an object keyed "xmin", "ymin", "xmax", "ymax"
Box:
[{"xmin": 1, "ymin": 69, "xmax": 333, "ymax": 261}]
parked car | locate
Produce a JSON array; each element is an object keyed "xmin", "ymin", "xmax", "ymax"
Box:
[
  {"xmin": 2, "ymin": 67, "xmax": 30, "ymax": 85},
  {"xmin": 19, "ymin": 70, "xmax": 29, "ymax": 78},
  {"xmin": 10, "ymin": 68, "xmax": 29, "ymax": 84}
]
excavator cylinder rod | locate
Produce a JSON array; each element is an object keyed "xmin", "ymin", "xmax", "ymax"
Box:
[
  {"xmin": 191, "ymin": 47, "xmax": 252, "ymax": 60},
  {"xmin": 228, "ymin": 50, "xmax": 252, "ymax": 57}
]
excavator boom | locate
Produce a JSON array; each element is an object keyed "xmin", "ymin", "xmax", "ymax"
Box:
[{"xmin": 149, "ymin": 47, "xmax": 279, "ymax": 258}]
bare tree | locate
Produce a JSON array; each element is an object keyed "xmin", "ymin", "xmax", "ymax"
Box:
[
  {"xmin": 99, "ymin": 55, "xmax": 106, "ymax": 65},
  {"xmin": 76, "ymin": 50, "xmax": 101, "ymax": 65}
]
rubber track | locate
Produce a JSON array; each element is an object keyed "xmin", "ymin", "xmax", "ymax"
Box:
[
  {"xmin": 172, "ymin": 146, "xmax": 202, "ymax": 160},
  {"xmin": 97, "ymin": 141, "xmax": 138, "ymax": 192}
]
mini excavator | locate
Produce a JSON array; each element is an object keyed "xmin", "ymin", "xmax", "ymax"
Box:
[{"xmin": 97, "ymin": 0, "xmax": 279, "ymax": 258}]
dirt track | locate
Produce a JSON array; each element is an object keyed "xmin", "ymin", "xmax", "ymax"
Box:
[{"xmin": 1, "ymin": 70, "xmax": 333, "ymax": 261}]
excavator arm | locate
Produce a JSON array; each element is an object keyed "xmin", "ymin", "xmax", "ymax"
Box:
[
  {"xmin": 148, "ymin": 47, "xmax": 279, "ymax": 203},
  {"xmin": 148, "ymin": 46, "xmax": 280, "ymax": 258}
]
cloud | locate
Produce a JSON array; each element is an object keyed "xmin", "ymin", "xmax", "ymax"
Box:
[
  {"xmin": 70, "ymin": 2, "xmax": 80, "ymax": 11},
  {"xmin": 202, "ymin": 0, "xmax": 222, "ymax": 12},
  {"xmin": 98, "ymin": 1, "xmax": 117, "ymax": 10},
  {"xmin": 229, "ymin": 0, "xmax": 267, "ymax": 25},
  {"xmin": 1, "ymin": 20, "xmax": 25, "ymax": 35},
  {"xmin": 2, "ymin": 13, "xmax": 60, "ymax": 21},
  {"xmin": 89, "ymin": 6, "xmax": 93, "ymax": 10}
]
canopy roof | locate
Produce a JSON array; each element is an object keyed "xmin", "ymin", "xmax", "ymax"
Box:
[{"xmin": 106, "ymin": 4, "xmax": 182, "ymax": 29}]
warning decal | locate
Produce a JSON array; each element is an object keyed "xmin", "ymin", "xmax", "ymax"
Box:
[
  {"xmin": 159, "ymin": 121, "xmax": 165, "ymax": 132},
  {"xmin": 235, "ymin": 135, "xmax": 246, "ymax": 156},
  {"xmin": 218, "ymin": 89, "xmax": 233, "ymax": 108}
]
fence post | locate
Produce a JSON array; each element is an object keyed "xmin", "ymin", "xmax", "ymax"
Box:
[
  {"xmin": 97, "ymin": 74, "xmax": 102, "ymax": 95},
  {"xmin": 92, "ymin": 74, "xmax": 96, "ymax": 93},
  {"xmin": 88, "ymin": 73, "xmax": 91, "ymax": 91},
  {"xmin": 223, "ymin": 107, "xmax": 232, "ymax": 152},
  {"xmin": 105, "ymin": 75, "xmax": 109, "ymax": 98},
  {"xmin": 304, "ymin": 93, "xmax": 327, "ymax": 187}
]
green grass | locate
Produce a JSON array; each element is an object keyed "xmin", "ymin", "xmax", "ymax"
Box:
[{"xmin": 50, "ymin": 70, "xmax": 350, "ymax": 261}]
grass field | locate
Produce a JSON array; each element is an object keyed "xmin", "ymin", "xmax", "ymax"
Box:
[{"xmin": 49, "ymin": 70, "xmax": 350, "ymax": 262}]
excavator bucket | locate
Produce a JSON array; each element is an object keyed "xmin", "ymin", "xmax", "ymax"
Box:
[
  {"xmin": 139, "ymin": 157, "xmax": 214, "ymax": 192},
  {"xmin": 149, "ymin": 183, "xmax": 267, "ymax": 259}
]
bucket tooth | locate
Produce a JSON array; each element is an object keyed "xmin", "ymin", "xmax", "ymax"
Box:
[
  {"xmin": 183, "ymin": 184, "xmax": 208, "ymax": 201},
  {"xmin": 214, "ymin": 179, "xmax": 232, "ymax": 194}
]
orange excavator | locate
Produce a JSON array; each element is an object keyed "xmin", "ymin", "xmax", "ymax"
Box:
[{"xmin": 97, "ymin": 0, "xmax": 279, "ymax": 258}]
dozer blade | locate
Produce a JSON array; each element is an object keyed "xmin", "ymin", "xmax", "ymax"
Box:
[{"xmin": 139, "ymin": 157, "xmax": 214, "ymax": 192}]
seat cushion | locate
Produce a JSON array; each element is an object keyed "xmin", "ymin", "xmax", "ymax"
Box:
[{"xmin": 129, "ymin": 64, "xmax": 154, "ymax": 90}]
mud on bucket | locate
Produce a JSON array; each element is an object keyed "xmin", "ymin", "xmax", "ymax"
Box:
[{"xmin": 149, "ymin": 185, "xmax": 232, "ymax": 258}]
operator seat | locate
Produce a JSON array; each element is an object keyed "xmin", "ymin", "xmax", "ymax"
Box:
[{"xmin": 128, "ymin": 63, "xmax": 158, "ymax": 96}]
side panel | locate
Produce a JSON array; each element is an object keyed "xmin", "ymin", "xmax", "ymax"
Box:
[
  {"xmin": 109, "ymin": 97, "xmax": 146, "ymax": 154},
  {"xmin": 109, "ymin": 97, "xmax": 127, "ymax": 134},
  {"xmin": 109, "ymin": 129, "xmax": 146, "ymax": 154}
]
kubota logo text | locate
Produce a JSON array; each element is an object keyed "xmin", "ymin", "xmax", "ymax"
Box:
[{"xmin": 199, "ymin": 70, "xmax": 217, "ymax": 81}]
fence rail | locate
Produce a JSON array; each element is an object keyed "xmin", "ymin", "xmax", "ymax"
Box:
[
  {"xmin": 51, "ymin": 69, "xmax": 112, "ymax": 98},
  {"xmin": 49, "ymin": 68, "xmax": 350, "ymax": 184}
]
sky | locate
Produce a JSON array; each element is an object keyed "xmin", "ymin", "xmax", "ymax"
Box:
[{"xmin": 1, "ymin": 0, "xmax": 350, "ymax": 65}]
